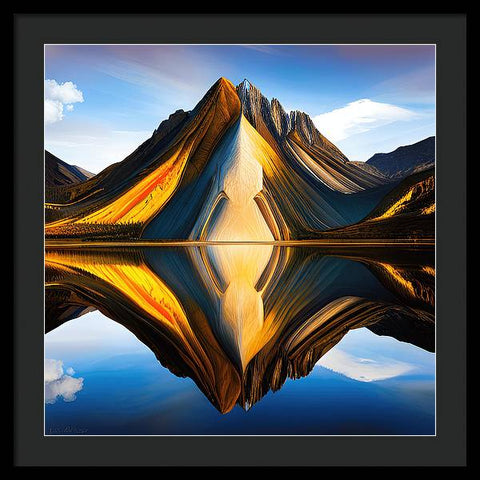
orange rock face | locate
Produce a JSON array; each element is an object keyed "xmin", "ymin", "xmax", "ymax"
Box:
[{"xmin": 45, "ymin": 77, "xmax": 242, "ymax": 237}]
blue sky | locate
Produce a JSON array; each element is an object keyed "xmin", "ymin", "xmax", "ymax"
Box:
[{"xmin": 45, "ymin": 45, "xmax": 435, "ymax": 173}]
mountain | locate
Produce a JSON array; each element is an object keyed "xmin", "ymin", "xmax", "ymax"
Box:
[
  {"xmin": 45, "ymin": 150, "xmax": 94, "ymax": 187},
  {"xmin": 365, "ymin": 136, "xmax": 435, "ymax": 179},
  {"xmin": 350, "ymin": 161, "xmax": 386, "ymax": 179},
  {"xmin": 320, "ymin": 167, "xmax": 434, "ymax": 239},
  {"xmin": 45, "ymin": 78, "xmax": 241, "ymax": 236},
  {"xmin": 44, "ymin": 77, "xmax": 399, "ymax": 241}
]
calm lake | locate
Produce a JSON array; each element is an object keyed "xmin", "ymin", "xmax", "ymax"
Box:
[{"xmin": 45, "ymin": 245, "xmax": 435, "ymax": 435}]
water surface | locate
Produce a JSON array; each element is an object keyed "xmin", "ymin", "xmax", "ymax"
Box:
[{"xmin": 45, "ymin": 246, "xmax": 435, "ymax": 435}]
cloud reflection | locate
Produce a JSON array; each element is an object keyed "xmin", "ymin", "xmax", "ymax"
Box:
[
  {"xmin": 317, "ymin": 349, "xmax": 414, "ymax": 382},
  {"xmin": 45, "ymin": 359, "xmax": 84, "ymax": 404}
]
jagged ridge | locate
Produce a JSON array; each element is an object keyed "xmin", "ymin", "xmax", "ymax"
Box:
[{"xmin": 236, "ymin": 79, "xmax": 385, "ymax": 193}]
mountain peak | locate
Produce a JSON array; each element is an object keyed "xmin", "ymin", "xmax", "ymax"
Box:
[
  {"xmin": 236, "ymin": 79, "xmax": 290, "ymax": 141},
  {"xmin": 238, "ymin": 78, "xmax": 253, "ymax": 91},
  {"xmin": 217, "ymin": 76, "xmax": 233, "ymax": 87},
  {"xmin": 188, "ymin": 76, "xmax": 239, "ymax": 120},
  {"xmin": 209, "ymin": 77, "xmax": 237, "ymax": 95}
]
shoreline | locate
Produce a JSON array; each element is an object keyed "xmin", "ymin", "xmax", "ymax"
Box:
[{"xmin": 45, "ymin": 238, "xmax": 435, "ymax": 248}]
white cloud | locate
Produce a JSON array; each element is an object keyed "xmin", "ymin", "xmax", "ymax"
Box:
[
  {"xmin": 45, "ymin": 79, "xmax": 84, "ymax": 104},
  {"xmin": 44, "ymin": 99, "xmax": 65, "ymax": 124},
  {"xmin": 44, "ymin": 80, "xmax": 84, "ymax": 125},
  {"xmin": 313, "ymin": 99, "xmax": 418, "ymax": 142},
  {"xmin": 317, "ymin": 349, "xmax": 414, "ymax": 382},
  {"xmin": 44, "ymin": 358, "xmax": 64, "ymax": 382},
  {"xmin": 45, "ymin": 358, "xmax": 84, "ymax": 404}
]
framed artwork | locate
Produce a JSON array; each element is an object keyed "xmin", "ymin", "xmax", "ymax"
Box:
[{"xmin": 14, "ymin": 13, "xmax": 467, "ymax": 467}]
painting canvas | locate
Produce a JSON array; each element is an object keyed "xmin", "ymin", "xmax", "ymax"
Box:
[{"xmin": 44, "ymin": 45, "xmax": 435, "ymax": 436}]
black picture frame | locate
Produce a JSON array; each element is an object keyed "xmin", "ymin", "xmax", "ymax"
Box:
[{"xmin": 14, "ymin": 13, "xmax": 467, "ymax": 467}]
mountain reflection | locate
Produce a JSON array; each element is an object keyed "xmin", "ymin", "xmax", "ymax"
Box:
[{"xmin": 45, "ymin": 246, "xmax": 434, "ymax": 413}]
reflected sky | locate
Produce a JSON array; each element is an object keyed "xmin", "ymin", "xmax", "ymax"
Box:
[{"xmin": 45, "ymin": 310, "xmax": 434, "ymax": 435}]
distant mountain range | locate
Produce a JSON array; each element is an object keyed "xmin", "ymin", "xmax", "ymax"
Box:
[
  {"xmin": 44, "ymin": 77, "xmax": 434, "ymax": 240},
  {"xmin": 363, "ymin": 136, "xmax": 435, "ymax": 179},
  {"xmin": 45, "ymin": 150, "xmax": 94, "ymax": 188}
]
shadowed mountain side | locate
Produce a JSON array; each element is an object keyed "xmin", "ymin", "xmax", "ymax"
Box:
[
  {"xmin": 350, "ymin": 161, "xmax": 387, "ymax": 179},
  {"xmin": 45, "ymin": 151, "xmax": 94, "ymax": 204},
  {"xmin": 45, "ymin": 287, "xmax": 96, "ymax": 328},
  {"xmin": 366, "ymin": 136, "xmax": 435, "ymax": 179},
  {"xmin": 45, "ymin": 78, "xmax": 241, "ymax": 233},
  {"xmin": 329, "ymin": 249, "xmax": 435, "ymax": 352},
  {"xmin": 45, "ymin": 246, "xmax": 434, "ymax": 413},
  {"xmin": 336, "ymin": 252, "xmax": 434, "ymax": 313},
  {"xmin": 320, "ymin": 168, "xmax": 434, "ymax": 239}
]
